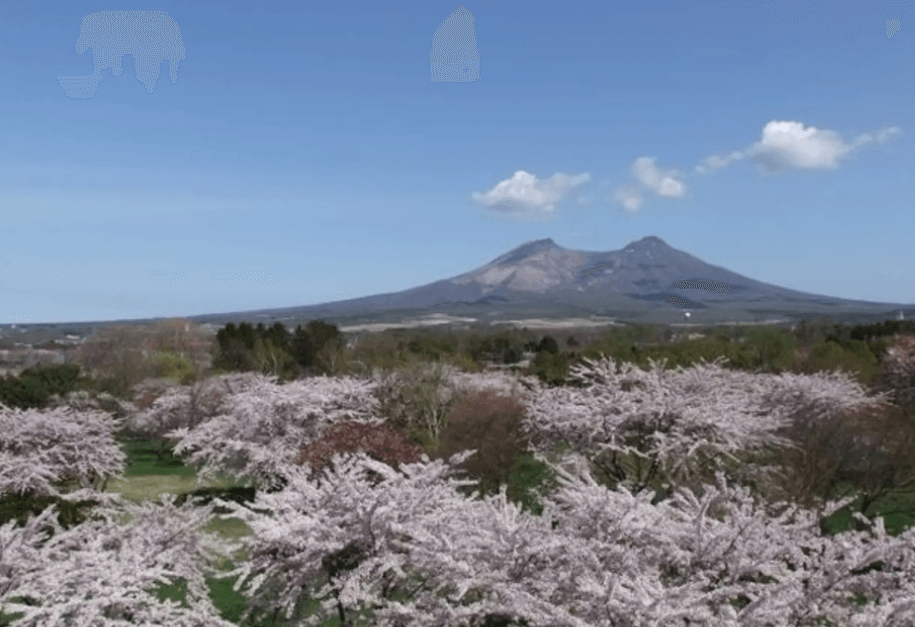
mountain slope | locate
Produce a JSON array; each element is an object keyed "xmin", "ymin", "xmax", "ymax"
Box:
[{"xmin": 197, "ymin": 236, "xmax": 913, "ymax": 327}]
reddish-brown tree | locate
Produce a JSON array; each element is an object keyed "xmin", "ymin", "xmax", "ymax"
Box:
[{"xmin": 295, "ymin": 420, "xmax": 427, "ymax": 485}]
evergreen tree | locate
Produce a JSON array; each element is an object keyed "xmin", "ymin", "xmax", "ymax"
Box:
[
  {"xmin": 292, "ymin": 325, "xmax": 316, "ymax": 368},
  {"xmin": 537, "ymin": 335, "xmax": 559, "ymax": 355}
]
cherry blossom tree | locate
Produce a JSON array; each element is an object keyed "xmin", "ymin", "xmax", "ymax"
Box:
[
  {"xmin": 120, "ymin": 373, "xmax": 244, "ymax": 456},
  {"xmin": 0, "ymin": 405, "xmax": 128, "ymax": 496},
  {"xmin": 162, "ymin": 365, "xmax": 542, "ymax": 494},
  {"xmin": 0, "ymin": 402, "xmax": 244, "ymax": 626},
  {"xmin": 165, "ymin": 373, "xmax": 384, "ymax": 491},
  {"xmin": 208, "ymin": 444, "xmax": 915, "ymax": 627},
  {"xmin": 0, "ymin": 494, "xmax": 242, "ymax": 627},
  {"xmin": 3, "ymin": 356, "xmax": 915, "ymax": 626},
  {"xmin": 519, "ymin": 355, "xmax": 892, "ymax": 509}
]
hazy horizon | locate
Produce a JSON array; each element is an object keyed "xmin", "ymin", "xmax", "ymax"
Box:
[{"xmin": 2, "ymin": 1, "xmax": 913, "ymax": 325}]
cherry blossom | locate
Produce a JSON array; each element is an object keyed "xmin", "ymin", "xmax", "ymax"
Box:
[
  {"xmin": 0, "ymin": 494, "xmax": 241, "ymax": 627},
  {"xmin": 520, "ymin": 355, "xmax": 892, "ymax": 502},
  {"xmin": 1, "ymin": 355, "xmax": 913, "ymax": 626},
  {"xmin": 0, "ymin": 405, "xmax": 128, "ymax": 496}
]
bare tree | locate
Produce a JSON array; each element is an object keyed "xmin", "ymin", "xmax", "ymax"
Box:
[
  {"xmin": 65, "ymin": 324, "xmax": 159, "ymax": 392},
  {"xmin": 874, "ymin": 333, "xmax": 915, "ymax": 407},
  {"xmin": 65, "ymin": 320, "xmax": 217, "ymax": 393}
]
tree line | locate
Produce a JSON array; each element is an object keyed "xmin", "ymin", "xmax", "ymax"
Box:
[{"xmin": 212, "ymin": 320, "xmax": 345, "ymax": 381}]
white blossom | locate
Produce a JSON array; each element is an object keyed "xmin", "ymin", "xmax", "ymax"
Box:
[{"xmin": 1, "ymin": 357, "xmax": 914, "ymax": 626}]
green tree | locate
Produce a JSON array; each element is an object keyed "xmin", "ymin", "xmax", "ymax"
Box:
[
  {"xmin": 291, "ymin": 324, "xmax": 316, "ymax": 368},
  {"xmin": 237, "ymin": 322, "xmax": 256, "ymax": 351},
  {"xmin": 804, "ymin": 341, "xmax": 848, "ymax": 375},
  {"xmin": 794, "ymin": 318, "xmax": 834, "ymax": 346},
  {"xmin": 530, "ymin": 351, "xmax": 569, "ymax": 386},
  {"xmin": 213, "ymin": 323, "xmax": 257, "ymax": 373},
  {"xmin": 249, "ymin": 337, "xmax": 295, "ymax": 379},
  {"xmin": 265, "ymin": 322, "xmax": 291, "ymax": 353},
  {"xmin": 502, "ymin": 347, "xmax": 522, "ymax": 364},
  {"xmin": 151, "ymin": 350, "xmax": 198, "ymax": 385},
  {"xmin": 305, "ymin": 320, "xmax": 342, "ymax": 352},
  {"xmin": 743, "ymin": 327, "xmax": 795, "ymax": 373},
  {"xmin": 291, "ymin": 320, "xmax": 343, "ymax": 372},
  {"xmin": 537, "ymin": 335, "xmax": 559, "ymax": 355},
  {"xmin": 0, "ymin": 363, "xmax": 90, "ymax": 410}
]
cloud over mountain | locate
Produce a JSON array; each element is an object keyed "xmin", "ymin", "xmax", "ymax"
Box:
[{"xmin": 471, "ymin": 170, "xmax": 591, "ymax": 214}]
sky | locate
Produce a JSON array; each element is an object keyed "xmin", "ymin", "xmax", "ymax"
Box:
[{"xmin": 1, "ymin": 0, "xmax": 914, "ymax": 325}]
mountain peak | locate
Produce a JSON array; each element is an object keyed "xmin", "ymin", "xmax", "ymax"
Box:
[
  {"xmin": 488, "ymin": 238, "xmax": 562, "ymax": 266},
  {"xmin": 531, "ymin": 237, "xmax": 557, "ymax": 247},
  {"xmin": 623, "ymin": 236, "xmax": 671, "ymax": 250}
]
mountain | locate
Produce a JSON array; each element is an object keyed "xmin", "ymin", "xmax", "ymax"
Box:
[{"xmin": 189, "ymin": 236, "xmax": 914, "ymax": 330}]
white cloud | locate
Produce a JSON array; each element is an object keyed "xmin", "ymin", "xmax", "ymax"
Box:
[
  {"xmin": 852, "ymin": 126, "xmax": 903, "ymax": 147},
  {"xmin": 613, "ymin": 186, "xmax": 644, "ymax": 212},
  {"xmin": 471, "ymin": 170, "xmax": 591, "ymax": 214},
  {"xmin": 695, "ymin": 150, "xmax": 746, "ymax": 174},
  {"xmin": 749, "ymin": 121, "xmax": 851, "ymax": 172},
  {"xmin": 631, "ymin": 157, "xmax": 687, "ymax": 197},
  {"xmin": 481, "ymin": 120, "xmax": 902, "ymax": 216},
  {"xmin": 612, "ymin": 157, "xmax": 686, "ymax": 211},
  {"xmin": 694, "ymin": 121, "xmax": 904, "ymax": 175}
]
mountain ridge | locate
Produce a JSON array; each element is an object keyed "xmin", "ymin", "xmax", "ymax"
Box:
[{"xmin": 185, "ymin": 236, "xmax": 914, "ymax": 329}]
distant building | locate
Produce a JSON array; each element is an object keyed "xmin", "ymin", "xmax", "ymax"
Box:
[{"xmin": 898, "ymin": 310, "xmax": 905, "ymax": 321}]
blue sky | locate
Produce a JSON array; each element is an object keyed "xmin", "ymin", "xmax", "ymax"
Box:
[{"xmin": 1, "ymin": 0, "xmax": 913, "ymax": 325}]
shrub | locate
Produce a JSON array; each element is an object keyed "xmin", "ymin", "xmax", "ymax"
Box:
[
  {"xmin": 295, "ymin": 420, "xmax": 427, "ymax": 485},
  {"xmin": 502, "ymin": 347, "xmax": 522, "ymax": 364},
  {"xmin": 0, "ymin": 363, "xmax": 87, "ymax": 410},
  {"xmin": 151, "ymin": 350, "xmax": 199, "ymax": 385},
  {"xmin": 536, "ymin": 336, "xmax": 559, "ymax": 355},
  {"xmin": 370, "ymin": 360, "xmax": 470, "ymax": 443},
  {"xmin": 430, "ymin": 389, "xmax": 533, "ymax": 503},
  {"xmin": 528, "ymin": 351, "xmax": 571, "ymax": 386}
]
